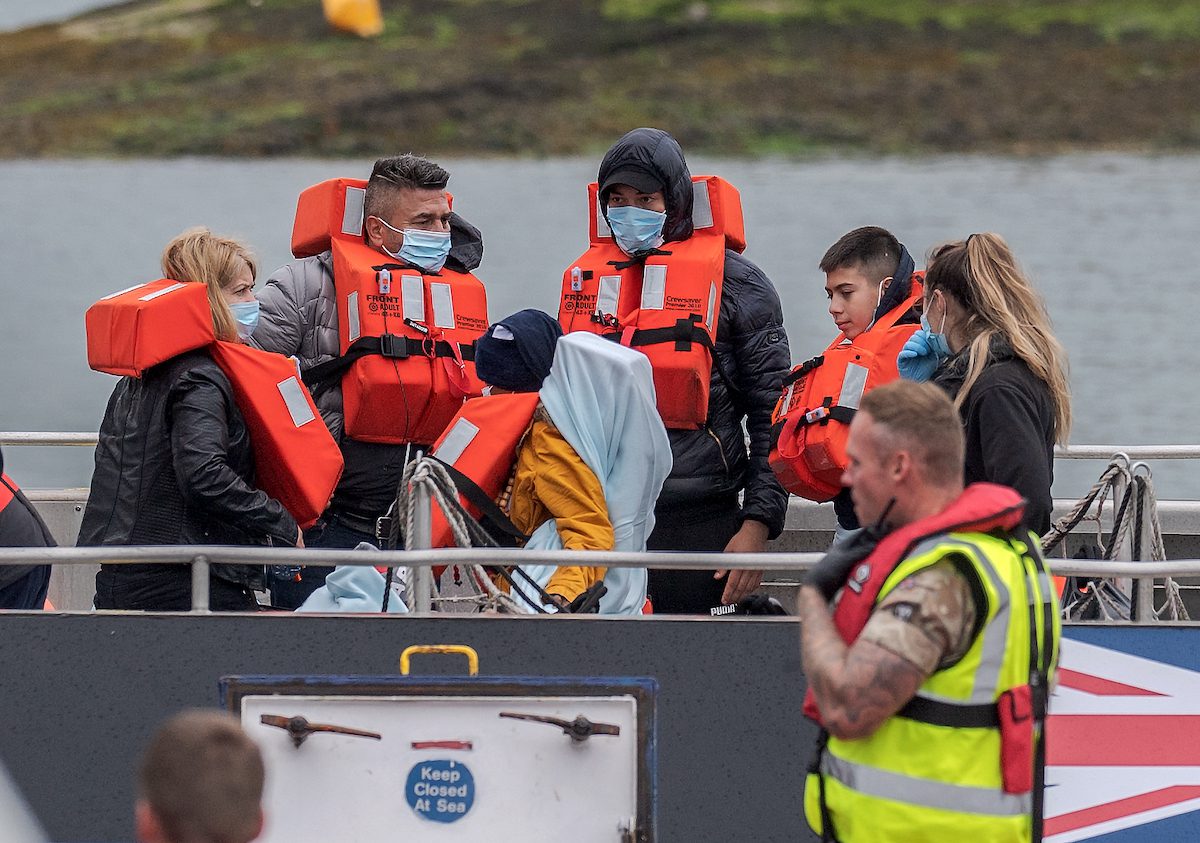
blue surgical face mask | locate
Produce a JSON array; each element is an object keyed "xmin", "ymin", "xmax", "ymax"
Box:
[
  {"xmin": 375, "ymin": 217, "xmax": 452, "ymax": 273},
  {"xmin": 919, "ymin": 303, "xmax": 952, "ymax": 359},
  {"xmin": 606, "ymin": 205, "xmax": 667, "ymax": 256},
  {"xmin": 229, "ymin": 300, "xmax": 260, "ymax": 341}
]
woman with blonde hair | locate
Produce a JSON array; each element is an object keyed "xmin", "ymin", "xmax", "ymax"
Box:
[
  {"xmin": 897, "ymin": 232, "xmax": 1070, "ymax": 535},
  {"xmin": 80, "ymin": 228, "xmax": 302, "ymax": 612}
]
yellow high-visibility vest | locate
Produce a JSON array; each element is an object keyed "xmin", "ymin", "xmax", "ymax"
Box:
[{"xmin": 805, "ymin": 530, "xmax": 1060, "ymax": 842}]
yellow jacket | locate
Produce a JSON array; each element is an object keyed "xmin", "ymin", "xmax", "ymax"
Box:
[{"xmin": 507, "ymin": 411, "xmax": 613, "ymax": 603}]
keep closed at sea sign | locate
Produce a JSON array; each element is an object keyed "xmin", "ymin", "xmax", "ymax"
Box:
[{"xmin": 405, "ymin": 759, "xmax": 476, "ymax": 823}]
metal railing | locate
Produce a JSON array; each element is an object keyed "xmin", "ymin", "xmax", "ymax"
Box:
[
  {"xmin": 7, "ymin": 433, "xmax": 1200, "ymax": 459},
  {"xmin": 2, "ymin": 545, "xmax": 1200, "ymax": 615}
]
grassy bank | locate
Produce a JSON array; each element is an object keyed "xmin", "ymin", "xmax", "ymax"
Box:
[{"xmin": 2, "ymin": 0, "xmax": 1199, "ymax": 157}]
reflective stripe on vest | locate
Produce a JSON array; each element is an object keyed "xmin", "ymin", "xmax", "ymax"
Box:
[
  {"xmin": 909, "ymin": 536, "xmax": 1013, "ymax": 706},
  {"xmin": 820, "ymin": 753, "xmax": 1032, "ymax": 817}
]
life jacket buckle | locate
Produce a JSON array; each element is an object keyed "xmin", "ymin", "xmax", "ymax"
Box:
[
  {"xmin": 592, "ymin": 310, "xmax": 620, "ymax": 330},
  {"xmin": 378, "ymin": 333, "xmax": 408, "ymax": 359}
]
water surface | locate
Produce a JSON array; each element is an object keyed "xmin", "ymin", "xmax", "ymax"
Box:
[{"xmin": 1, "ymin": 154, "xmax": 1197, "ymax": 498}]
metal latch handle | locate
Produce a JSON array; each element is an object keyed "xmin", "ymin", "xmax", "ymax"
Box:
[{"xmin": 400, "ymin": 644, "xmax": 479, "ymax": 676}]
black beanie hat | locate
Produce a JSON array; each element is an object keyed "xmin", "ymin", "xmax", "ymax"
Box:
[{"xmin": 474, "ymin": 309, "xmax": 563, "ymax": 393}]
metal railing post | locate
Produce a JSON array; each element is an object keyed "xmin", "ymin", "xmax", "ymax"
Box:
[
  {"xmin": 191, "ymin": 555, "xmax": 210, "ymax": 613},
  {"xmin": 410, "ymin": 483, "xmax": 434, "ymax": 613}
]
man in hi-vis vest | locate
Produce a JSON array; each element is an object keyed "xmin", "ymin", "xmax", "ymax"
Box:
[{"xmin": 799, "ymin": 380, "xmax": 1060, "ymax": 842}]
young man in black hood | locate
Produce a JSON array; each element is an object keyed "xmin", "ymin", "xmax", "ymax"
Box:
[{"xmin": 588, "ymin": 128, "xmax": 792, "ymax": 613}]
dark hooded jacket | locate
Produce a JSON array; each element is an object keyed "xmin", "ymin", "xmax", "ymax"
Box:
[
  {"xmin": 932, "ymin": 337, "xmax": 1056, "ymax": 536},
  {"xmin": 597, "ymin": 129, "xmax": 792, "ymax": 537},
  {"xmin": 252, "ymin": 213, "xmax": 485, "ymax": 519},
  {"xmin": 78, "ymin": 350, "xmax": 299, "ymax": 590},
  {"xmin": 0, "ymin": 447, "xmax": 55, "ymax": 592}
]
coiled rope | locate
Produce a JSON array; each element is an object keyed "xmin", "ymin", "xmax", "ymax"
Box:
[
  {"xmin": 1042, "ymin": 456, "xmax": 1186, "ymax": 621},
  {"xmin": 392, "ymin": 455, "xmax": 530, "ymax": 614}
]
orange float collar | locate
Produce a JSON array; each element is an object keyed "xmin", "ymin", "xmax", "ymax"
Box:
[
  {"xmin": 769, "ymin": 277, "xmax": 923, "ymax": 502},
  {"xmin": 85, "ymin": 282, "xmax": 343, "ymax": 531}
]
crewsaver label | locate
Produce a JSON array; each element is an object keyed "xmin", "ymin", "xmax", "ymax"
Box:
[{"xmin": 405, "ymin": 759, "xmax": 475, "ymax": 823}]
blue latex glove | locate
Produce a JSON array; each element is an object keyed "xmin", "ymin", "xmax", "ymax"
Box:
[{"xmin": 897, "ymin": 331, "xmax": 940, "ymax": 382}]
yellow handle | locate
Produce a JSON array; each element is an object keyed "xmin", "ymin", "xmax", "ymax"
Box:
[{"xmin": 399, "ymin": 644, "xmax": 479, "ymax": 676}]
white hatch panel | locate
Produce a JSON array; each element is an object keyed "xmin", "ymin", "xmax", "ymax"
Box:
[{"xmin": 242, "ymin": 694, "xmax": 640, "ymax": 842}]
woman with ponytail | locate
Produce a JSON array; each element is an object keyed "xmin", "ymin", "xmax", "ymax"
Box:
[{"xmin": 896, "ymin": 233, "xmax": 1071, "ymax": 535}]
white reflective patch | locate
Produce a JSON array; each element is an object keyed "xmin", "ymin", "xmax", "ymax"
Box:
[
  {"xmin": 781, "ymin": 383, "xmax": 795, "ymax": 413},
  {"xmin": 692, "ymin": 180, "xmax": 714, "ymax": 229},
  {"xmin": 277, "ymin": 377, "xmax": 316, "ymax": 428},
  {"xmin": 597, "ymin": 275, "xmax": 621, "ymax": 317},
  {"xmin": 491, "ymin": 325, "xmax": 515, "ymax": 341},
  {"xmin": 641, "ymin": 264, "xmax": 667, "ymax": 311},
  {"xmin": 402, "ymin": 275, "xmax": 425, "ymax": 322},
  {"xmin": 838, "ymin": 363, "xmax": 869, "ymax": 410},
  {"xmin": 433, "ymin": 417, "xmax": 480, "ymax": 466},
  {"xmin": 347, "ymin": 292, "xmax": 360, "ymax": 342},
  {"xmin": 138, "ymin": 282, "xmax": 188, "ymax": 301},
  {"xmin": 706, "ymin": 281, "xmax": 717, "ymax": 328},
  {"xmin": 101, "ymin": 283, "xmax": 148, "ymax": 301},
  {"xmin": 595, "ymin": 198, "xmax": 612, "ymax": 238},
  {"xmin": 342, "ymin": 186, "xmax": 366, "ymax": 236},
  {"xmin": 430, "ymin": 282, "xmax": 456, "ymax": 329}
]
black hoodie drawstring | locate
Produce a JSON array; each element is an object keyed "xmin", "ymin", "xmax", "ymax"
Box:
[{"xmin": 607, "ymin": 248, "xmax": 673, "ymax": 272}]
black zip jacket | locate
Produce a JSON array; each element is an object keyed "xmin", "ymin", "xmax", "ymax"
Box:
[
  {"xmin": 79, "ymin": 350, "xmax": 298, "ymax": 589},
  {"xmin": 597, "ymin": 128, "xmax": 792, "ymax": 537},
  {"xmin": 932, "ymin": 338, "xmax": 1057, "ymax": 536}
]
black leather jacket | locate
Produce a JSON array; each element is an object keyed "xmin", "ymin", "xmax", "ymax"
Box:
[
  {"xmin": 78, "ymin": 350, "xmax": 298, "ymax": 588},
  {"xmin": 597, "ymin": 129, "xmax": 792, "ymax": 537}
]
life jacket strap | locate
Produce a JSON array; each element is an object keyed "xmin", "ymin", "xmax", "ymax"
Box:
[
  {"xmin": 430, "ymin": 456, "xmax": 530, "ymax": 548},
  {"xmin": 896, "ymin": 696, "xmax": 1000, "ymax": 729},
  {"xmin": 782, "ymin": 354, "xmax": 825, "ymax": 387},
  {"xmin": 302, "ymin": 335, "xmax": 476, "ymax": 391}
]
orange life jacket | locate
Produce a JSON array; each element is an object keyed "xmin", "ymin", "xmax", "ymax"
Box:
[
  {"xmin": 769, "ymin": 277, "xmax": 923, "ymax": 502},
  {"xmin": 208, "ymin": 341, "xmax": 344, "ymax": 530},
  {"xmin": 86, "ymin": 279, "xmax": 216, "ymax": 377},
  {"xmin": 292, "ymin": 178, "xmax": 488, "ymax": 445},
  {"xmin": 0, "ymin": 473, "xmax": 16, "ymax": 511},
  {"xmin": 86, "ymin": 283, "xmax": 343, "ymax": 530},
  {"xmin": 427, "ymin": 392, "xmax": 540, "ymax": 548},
  {"xmin": 558, "ymin": 176, "xmax": 745, "ymax": 429}
]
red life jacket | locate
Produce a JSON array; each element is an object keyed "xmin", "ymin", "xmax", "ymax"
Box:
[
  {"xmin": 769, "ymin": 277, "xmax": 923, "ymax": 501},
  {"xmin": 86, "ymin": 284, "xmax": 343, "ymax": 530},
  {"xmin": 208, "ymin": 341, "xmax": 344, "ymax": 530},
  {"xmin": 86, "ymin": 280, "xmax": 216, "ymax": 377},
  {"xmin": 802, "ymin": 482, "xmax": 1026, "ymax": 725},
  {"xmin": 427, "ymin": 392, "xmax": 540, "ymax": 548},
  {"xmin": 292, "ymin": 178, "xmax": 489, "ymax": 445},
  {"xmin": 558, "ymin": 176, "xmax": 745, "ymax": 429},
  {"xmin": 0, "ymin": 473, "xmax": 16, "ymax": 511}
]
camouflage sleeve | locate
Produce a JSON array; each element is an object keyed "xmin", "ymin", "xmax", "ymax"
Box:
[{"xmin": 857, "ymin": 559, "xmax": 977, "ymax": 674}]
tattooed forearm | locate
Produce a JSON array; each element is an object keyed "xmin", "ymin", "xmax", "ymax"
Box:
[{"xmin": 798, "ymin": 585, "xmax": 928, "ymax": 740}]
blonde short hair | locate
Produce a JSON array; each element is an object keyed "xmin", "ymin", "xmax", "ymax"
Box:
[
  {"xmin": 161, "ymin": 228, "xmax": 257, "ymax": 343},
  {"xmin": 859, "ymin": 380, "xmax": 965, "ymax": 487}
]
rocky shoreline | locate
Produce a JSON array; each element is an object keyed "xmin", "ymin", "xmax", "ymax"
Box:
[{"xmin": 2, "ymin": 0, "xmax": 1199, "ymax": 158}]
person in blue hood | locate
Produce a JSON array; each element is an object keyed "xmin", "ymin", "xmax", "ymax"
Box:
[{"xmin": 593, "ymin": 128, "xmax": 792, "ymax": 613}]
